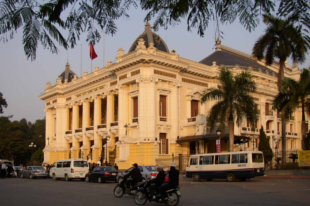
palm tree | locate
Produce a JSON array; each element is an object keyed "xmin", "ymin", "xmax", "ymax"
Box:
[
  {"xmin": 201, "ymin": 68, "xmax": 257, "ymax": 152},
  {"xmin": 252, "ymin": 13, "xmax": 310, "ymax": 164},
  {"xmin": 273, "ymin": 70, "xmax": 310, "ymax": 150}
]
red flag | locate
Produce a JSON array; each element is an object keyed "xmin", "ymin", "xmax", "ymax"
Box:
[{"xmin": 90, "ymin": 42, "xmax": 97, "ymax": 60}]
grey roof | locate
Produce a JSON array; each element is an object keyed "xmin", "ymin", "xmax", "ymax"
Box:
[
  {"xmin": 199, "ymin": 43, "xmax": 278, "ymax": 76},
  {"xmin": 128, "ymin": 22, "xmax": 170, "ymax": 53},
  {"xmin": 58, "ymin": 62, "xmax": 77, "ymax": 83}
]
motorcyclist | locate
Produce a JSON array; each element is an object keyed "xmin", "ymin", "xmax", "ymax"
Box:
[
  {"xmin": 159, "ymin": 162, "xmax": 179, "ymax": 200},
  {"xmin": 123, "ymin": 163, "xmax": 142, "ymax": 189},
  {"xmin": 147, "ymin": 165, "xmax": 165, "ymax": 199}
]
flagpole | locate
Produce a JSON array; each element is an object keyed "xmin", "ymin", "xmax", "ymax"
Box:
[
  {"xmin": 91, "ymin": 40, "xmax": 93, "ymax": 72},
  {"xmin": 81, "ymin": 44, "xmax": 82, "ymax": 77},
  {"xmin": 103, "ymin": 30, "xmax": 105, "ymax": 68}
]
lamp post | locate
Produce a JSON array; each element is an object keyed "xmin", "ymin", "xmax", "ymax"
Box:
[
  {"xmin": 252, "ymin": 136, "xmax": 257, "ymax": 151},
  {"xmin": 105, "ymin": 135, "xmax": 111, "ymax": 164},
  {"xmin": 47, "ymin": 137, "xmax": 50, "ymax": 145},
  {"xmin": 29, "ymin": 142, "xmax": 36, "ymax": 166},
  {"xmin": 124, "ymin": 123, "xmax": 128, "ymax": 135},
  {"xmin": 274, "ymin": 137, "xmax": 281, "ymax": 164}
]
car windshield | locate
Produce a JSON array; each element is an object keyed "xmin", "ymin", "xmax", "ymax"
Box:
[
  {"xmin": 145, "ymin": 166, "xmax": 157, "ymax": 172},
  {"xmin": 74, "ymin": 161, "xmax": 88, "ymax": 167},
  {"xmin": 104, "ymin": 167, "xmax": 117, "ymax": 172},
  {"xmin": 14, "ymin": 166, "xmax": 22, "ymax": 169},
  {"xmin": 33, "ymin": 166, "xmax": 44, "ymax": 170}
]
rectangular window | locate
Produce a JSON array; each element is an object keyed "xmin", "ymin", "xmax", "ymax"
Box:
[
  {"xmin": 240, "ymin": 154, "xmax": 248, "ymax": 163},
  {"xmin": 90, "ymin": 102, "xmax": 94, "ymax": 126},
  {"xmin": 290, "ymin": 124, "xmax": 293, "ymax": 132},
  {"xmin": 56, "ymin": 162, "xmax": 62, "ymax": 168},
  {"xmin": 159, "ymin": 133, "xmax": 168, "ymax": 154},
  {"xmin": 101, "ymin": 98, "xmax": 107, "ymax": 124},
  {"xmin": 79, "ymin": 105, "xmax": 83, "ymax": 128},
  {"xmin": 114, "ymin": 95, "xmax": 118, "ymax": 121},
  {"xmin": 191, "ymin": 100, "xmax": 199, "ymax": 117},
  {"xmin": 252, "ymin": 154, "xmax": 263, "ymax": 163},
  {"xmin": 277, "ymin": 122, "xmax": 280, "ymax": 131},
  {"xmin": 231, "ymin": 154, "xmax": 248, "ymax": 163},
  {"xmin": 159, "ymin": 95, "xmax": 167, "ymax": 117},
  {"xmin": 68, "ymin": 108, "xmax": 72, "ymax": 130},
  {"xmin": 200, "ymin": 156, "xmax": 214, "ymax": 165},
  {"xmin": 133, "ymin": 97, "xmax": 138, "ymax": 122},
  {"xmin": 73, "ymin": 161, "xmax": 88, "ymax": 167},
  {"xmin": 63, "ymin": 161, "xmax": 71, "ymax": 168},
  {"xmin": 190, "ymin": 158, "xmax": 198, "ymax": 165},
  {"xmin": 215, "ymin": 155, "xmax": 230, "ymax": 164},
  {"xmin": 265, "ymin": 103, "xmax": 270, "ymax": 115},
  {"xmin": 266, "ymin": 122, "xmax": 269, "ymax": 130}
]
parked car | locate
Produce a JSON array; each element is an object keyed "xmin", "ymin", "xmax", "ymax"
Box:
[
  {"xmin": 116, "ymin": 165, "xmax": 158, "ymax": 183},
  {"xmin": 85, "ymin": 166, "xmax": 118, "ymax": 183},
  {"xmin": 20, "ymin": 166, "xmax": 48, "ymax": 179}
]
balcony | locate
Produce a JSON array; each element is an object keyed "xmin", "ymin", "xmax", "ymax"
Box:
[
  {"xmin": 188, "ymin": 117, "xmax": 196, "ymax": 122},
  {"xmin": 86, "ymin": 126, "xmax": 94, "ymax": 131},
  {"xmin": 97, "ymin": 124, "xmax": 106, "ymax": 129},
  {"xmin": 75, "ymin": 128, "xmax": 82, "ymax": 133},
  {"xmin": 265, "ymin": 111, "xmax": 273, "ymax": 116},
  {"xmin": 159, "ymin": 116, "xmax": 167, "ymax": 122},
  {"xmin": 65, "ymin": 130, "xmax": 72, "ymax": 135},
  {"xmin": 132, "ymin": 118, "xmax": 138, "ymax": 123},
  {"xmin": 241, "ymin": 127, "xmax": 259, "ymax": 135},
  {"xmin": 286, "ymin": 132, "xmax": 298, "ymax": 138},
  {"xmin": 266, "ymin": 130, "xmax": 275, "ymax": 135},
  {"xmin": 111, "ymin": 122, "xmax": 118, "ymax": 127}
]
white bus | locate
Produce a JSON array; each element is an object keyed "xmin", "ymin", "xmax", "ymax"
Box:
[{"xmin": 185, "ymin": 151, "xmax": 265, "ymax": 182}]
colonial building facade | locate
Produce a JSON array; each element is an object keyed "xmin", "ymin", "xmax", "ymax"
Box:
[{"xmin": 40, "ymin": 22, "xmax": 305, "ymax": 169}]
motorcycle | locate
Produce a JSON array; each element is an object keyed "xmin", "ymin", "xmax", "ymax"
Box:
[
  {"xmin": 114, "ymin": 176, "xmax": 144, "ymax": 198},
  {"xmin": 134, "ymin": 181, "xmax": 180, "ymax": 206}
]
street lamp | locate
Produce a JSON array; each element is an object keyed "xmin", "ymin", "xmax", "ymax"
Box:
[
  {"xmin": 273, "ymin": 137, "xmax": 281, "ymax": 164},
  {"xmin": 29, "ymin": 142, "xmax": 36, "ymax": 166},
  {"xmin": 216, "ymin": 127, "xmax": 221, "ymax": 135},
  {"xmin": 124, "ymin": 123, "xmax": 128, "ymax": 135},
  {"xmin": 104, "ymin": 135, "xmax": 111, "ymax": 164}
]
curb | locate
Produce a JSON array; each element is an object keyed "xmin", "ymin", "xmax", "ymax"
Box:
[{"xmin": 257, "ymin": 175, "xmax": 310, "ymax": 179}]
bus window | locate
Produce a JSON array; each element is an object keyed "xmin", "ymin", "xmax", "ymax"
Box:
[
  {"xmin": 231, "ymin": 154, "xmax": 240, "ymax": 163},
  {"xmin": 252, "ymin": 154, "xmax": 263, "ymax": 163},
  {"xmin": 216, "ymin": 155, "xmax": 230, "ymax": 164},
  {"xmin": 200, "ymin": 156, "xmax": 214, "ymax": 165},
  {"xmin": 190, "ymin": 158, "xmax": 198, "ymax": 165},
  {"xmin": 240, "ymin": 154, "xmax": 248, "ymax": 163}
]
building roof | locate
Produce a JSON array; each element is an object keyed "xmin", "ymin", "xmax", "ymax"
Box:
[
  {"xmin": 199, "ymin": 38, "xmax": 279, "ymax": 76},
  {"xmin": 58, "ymin": 62, "xmax": 77, "ymax": 83},
  {"xmin": 128, "ymin": 22, "xmax": 170, "ymax": 53}
]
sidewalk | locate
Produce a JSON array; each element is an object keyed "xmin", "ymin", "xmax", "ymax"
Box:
[
  {"xmin": 258, "ymin": 169, "xmax": 310, "ymax": 179},
  {"xmin": 257, "ymin": 175, "xmax": 310, "ymax": 179}
]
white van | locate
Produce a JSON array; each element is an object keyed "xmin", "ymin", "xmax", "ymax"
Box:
[
  {"xmin": 186, "ymin": 151, "xmax": 265, "ymax": 182},
  {"xmin": 50, "ymin": 159, "xmax": 89, "ymax": 181}
]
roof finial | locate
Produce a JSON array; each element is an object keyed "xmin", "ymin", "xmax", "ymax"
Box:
[{"xmin": 145, "ymin": 21, "xmax": 151, "ymax": 31}]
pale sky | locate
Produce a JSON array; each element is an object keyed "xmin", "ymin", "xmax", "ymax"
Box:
[{"xmin": 1, "ymin": 8, "xmax": 309, "ymax": 123}]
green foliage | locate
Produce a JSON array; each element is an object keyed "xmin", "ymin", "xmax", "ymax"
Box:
[
  {"xmin": 0, "ymin": 116, "xmax": 45, "ymax": 165},
  {"xmin": 1, "ymin": 1, "xmax": 310, "ymax": 60},
  {"xmin": 305, "ymin": 132, "xmax": 310, "ymax": 150},
  {"xmin": 31, "ymin": 149, "xmax": 43, "ymax": 162},
  {"xmin": 201, "ymin": 68, "xmax": 257, "ymax": 131},
  {"xmin": 258, "ymin": 126, "xmax": 273, "ymax": 164},
  {"xmin": 0, "ymin": 92, "xmax": 7, "ymax": 113}
]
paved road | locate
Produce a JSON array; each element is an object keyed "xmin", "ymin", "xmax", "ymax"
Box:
[{"xmin": 0, "ymin": 177, "xmax": 309, "ymax": 206}]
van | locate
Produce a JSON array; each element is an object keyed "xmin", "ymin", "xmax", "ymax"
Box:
[
  {"xmin": 186, "ymin": 151, "xmax": 265, "ymax": 182},
  {"xmin": 50, "ymin": 159, "xmax": 89, "ymax": 181}
]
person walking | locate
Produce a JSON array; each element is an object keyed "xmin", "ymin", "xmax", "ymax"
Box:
[
  {"xmin": 7, "ymin": 164, "xmax": 13, "ymax": 178},
  {"xmin": 114, "ymin": 163, "xmax": 119, "ymax": 170},
  {"xmin": 1, "ymin": 163, "xmax": 7, "ymax": 178}
]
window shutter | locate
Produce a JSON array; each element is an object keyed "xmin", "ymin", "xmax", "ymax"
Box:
[
  {"xmin": 159, "ymin": 95, "xmax": 167, "ymax": 117},
  {"xmin": 191, "ymin": 100, "xmax": 199, "ymax": 117},
  {"xmin": 133, "ymin": 97, "xmax": 138, "ymax": 118},
  {"xmin": 247, "ymin": 118, "xmax": 250, "ymax": 127},
  {"xmin": 265, "ymin": 103, "xmax": 269, "ymax": 115}
]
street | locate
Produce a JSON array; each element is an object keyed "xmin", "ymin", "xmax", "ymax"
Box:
[{"xmin": 0, "ymin": 177, "xmax": 309, "ymax": 206}]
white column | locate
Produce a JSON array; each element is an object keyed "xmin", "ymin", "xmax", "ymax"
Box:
[
  {"xmin": 118, "ymin": 86, "xmax": 126, "ymax": 138},
  {"xmin": 94, "ymin": 97, "xmax": 101, "ymax": 146},
  {"xmin": 106, "ymin": 92, "xmax": 112, "ymax": 131},
  {"xmin": 171, "ymin": 84, "xmax": 178, "ymax": 141},
  {"xmin": 83, "ymin": 100, "xmax": 90, "ymax": 149},
  {"xmin": 139, "ymin": 81, "xmax": 147, "ymax": 140},
  {"xmin": 56, "ymin": 106, "xmax": 64, "ymax": 148},
  {"xmin": 45, "ymin": 109, "xmax": 52, "ymax": 146},
  {"xmin": 72, "ymin": 103, "xmax": 79, "ymax": 151}
]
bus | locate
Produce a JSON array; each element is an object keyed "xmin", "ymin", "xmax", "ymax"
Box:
[{"xmin": 185, "ymin": 151, "xmax": 264, "ymax": 182}]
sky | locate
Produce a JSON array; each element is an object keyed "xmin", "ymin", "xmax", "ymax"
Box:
[{"xmin": 0, "ymin": 7, "xmax": 310, "ymax": 123}]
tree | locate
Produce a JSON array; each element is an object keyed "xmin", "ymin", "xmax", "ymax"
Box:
[
  {"xmin": 274, "ymin": 70, "xmax": 310, "ymax": 150},
  {"xmin": 201, "ymin": 68, "xmax": 257, "ymax": 152},
  {"xmin": 31, "ymin": 149, "xmax": 44, "ymax": 163},
  {"xmin": 1, "ymin": 1, "xmax": 310, "ymax": 60},
  {"xmin": 253, "ymin": 13, "xmax": 310, "ymax": 165},
  {"xmin": 0, "ymin": 92, "xmax": 8, "ymax": 113},
  {"xmin": 258, "ymin": 126, "xmax": 273, "ymax": 166},
  {"xmin": 305, "ymin": 132, "xmax": 310, "ymax": 150}
]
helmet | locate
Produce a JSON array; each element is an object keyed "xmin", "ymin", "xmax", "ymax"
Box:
[{"xmin": 171, "ymin": 162, "xmax": 176, "ymax": 167}]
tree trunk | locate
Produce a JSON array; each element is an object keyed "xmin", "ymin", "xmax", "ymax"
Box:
[
  {"xmin": 301, "ymin": 101, "xmax": 306, "ymax": 150},
  {"xmin": 277, "ymin": 60, "xmax": 285, "ymax": 92},
  {"xmin": 281, "ymin": 119, "xmax": 286, "ymax": 165},
  {"xmin": 229, "ymin": 121, "xmax": 234, "ymax": 152}
]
